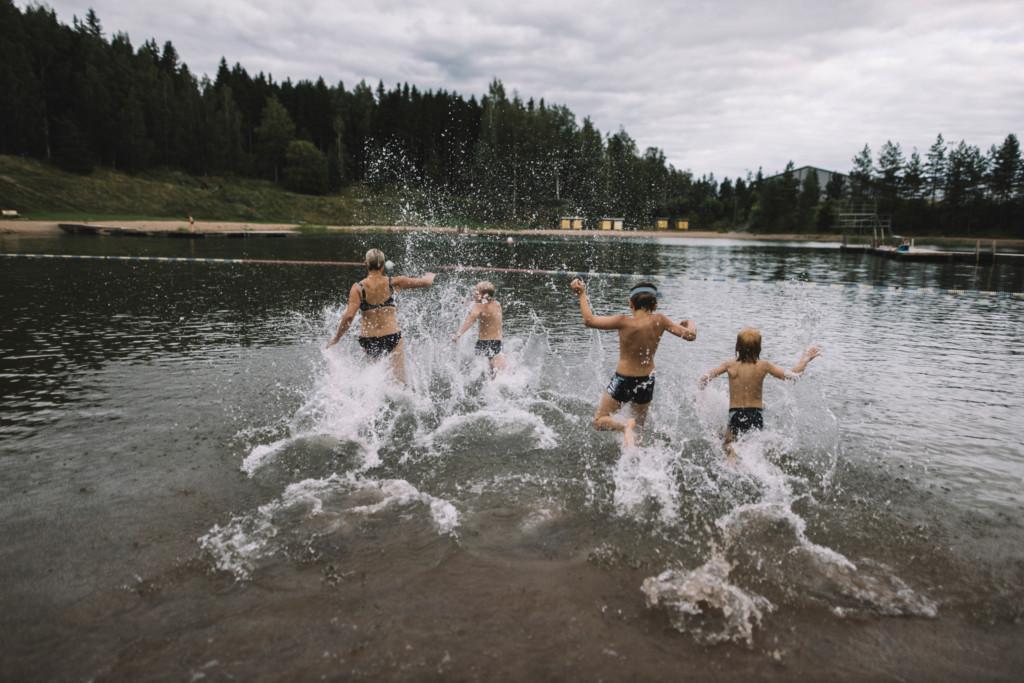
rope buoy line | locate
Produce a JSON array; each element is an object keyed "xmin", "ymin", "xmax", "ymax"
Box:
[{"xmin": 1, "ymin": 252, "xmax": 1021, "ymax": 299}]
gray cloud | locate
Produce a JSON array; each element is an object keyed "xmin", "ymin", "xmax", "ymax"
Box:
[{"xmin": 34, "ymin": 0, "xmax": 1024, "ymax": 179}]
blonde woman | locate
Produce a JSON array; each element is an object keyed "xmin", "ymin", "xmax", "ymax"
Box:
[{"xmin": 327, "ymin": 248, "xmax": 435, "ymax": 383}]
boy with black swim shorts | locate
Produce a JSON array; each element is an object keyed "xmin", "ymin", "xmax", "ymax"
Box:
[
  {"xmin": 570, "ymin": 278, "xmax": 697, "ymax": 446},
  {"xmin": 699, "ymin": 327, "xmax": 819, "ymax": 458},
  {"xmin": 453, "ymin": 281, "xmax": 507, "ymax": 375}
]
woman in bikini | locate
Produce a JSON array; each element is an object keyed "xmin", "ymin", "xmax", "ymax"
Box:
[{"xmin": 326, "ymin": 248, "xmax": 435, "ymax": 383}]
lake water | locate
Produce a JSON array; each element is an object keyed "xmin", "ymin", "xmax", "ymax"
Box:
[{"xmin": 2, "ymin": 232, "xmax": 1022, "ymax": 680}]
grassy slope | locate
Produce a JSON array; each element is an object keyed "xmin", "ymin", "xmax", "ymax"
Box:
[{"xmin": 0, "ymin": 155, "xmax": 397, "ymax": 224}]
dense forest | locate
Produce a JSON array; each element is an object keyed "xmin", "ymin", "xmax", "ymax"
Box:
[{"xmin": 1, "ymin": 1, "xmax": 1021, "ymax": 235}]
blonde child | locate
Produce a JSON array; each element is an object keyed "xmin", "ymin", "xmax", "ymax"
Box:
[
  {"xmin": 699, "ymin": 327, "xmax": 819, "ymax": 457},
  {"xmin": 453, "ymin": 281, "xmax": 506, "ymax": 374}
]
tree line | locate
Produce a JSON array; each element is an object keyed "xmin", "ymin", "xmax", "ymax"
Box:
[{"xmin": 0, "ymin": 2, "xmax": 1020, "ymax": 235}]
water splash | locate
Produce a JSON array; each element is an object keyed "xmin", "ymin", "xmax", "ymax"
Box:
[
  {"xmin": 199, "ymin": 473, "xmax": 460, "ymax": 581},
  {"xmin": 642, "ymin": 551, "xmax": 774, "ymax": 647}
]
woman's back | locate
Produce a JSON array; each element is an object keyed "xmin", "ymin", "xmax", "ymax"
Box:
[{"xmin": 357, "ymin": 274, "xmax": 399, "ymax": 337}]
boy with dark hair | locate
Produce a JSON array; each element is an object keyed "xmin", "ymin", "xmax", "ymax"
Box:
[
  {"xmin": 570, "ymin": 278, "xmax": 697, "ymax": 446},
  {"xmin": 699, "ymin": 327, "xmax": 819, "ymax": 457}
]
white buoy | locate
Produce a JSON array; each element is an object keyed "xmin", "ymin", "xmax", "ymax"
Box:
[{"xmin": 385, "ymin": 259, "xmax": 395, "ymax": 271}]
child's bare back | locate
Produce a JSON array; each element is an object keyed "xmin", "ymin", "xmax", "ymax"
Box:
[
  {"xmin": 453, "ymin": 281, "xmax": 507, "ymax": 374},
  {"xmin": 570, "ymin": 278, "xmax": 696, "ymax": 445},
  {"xmin": 700, "ymin": 327, "xmax": 819, "ymax": 456},
  {"xmin": 721, "ymin": 359, "xmax": 786, "ymax": 409},
  {"xmin": 474, "ymin": 299, "xmax": 503, "ymax": 341}
]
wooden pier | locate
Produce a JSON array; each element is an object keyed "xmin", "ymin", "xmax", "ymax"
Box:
[{"xmin": 840, "ymin": 241, "xmax": 1022, "ymax": 264}]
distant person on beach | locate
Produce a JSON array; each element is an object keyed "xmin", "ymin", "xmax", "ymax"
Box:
[
  {"xmin": 699, "ymin": 328, "xmax": 819, "ymax": 458},
  {"xmin": 452, "ymin": 280, "xmax": 506, "ymax": 375},
  {"xmin": 570, "ymin": 278, "xmax": 697, "ymax": 446},
  {"xmin": 326, "ymin": 248, "xmax": 435, "ymax": 383}
]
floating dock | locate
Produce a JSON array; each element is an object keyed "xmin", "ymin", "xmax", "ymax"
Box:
[
  {"xmin": 58, "ymin": 223, "xmax": 292, "ymax": 238},
  {"xmin": 840, "ymin": 243, "xmax": 1023, "ymax": 264}
]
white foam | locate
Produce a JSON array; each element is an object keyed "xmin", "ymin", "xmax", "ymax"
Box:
[
  {"xmin": 642, "ymin": 552, "xmax": 774, "ymax": 647},
  {"xmin": 199, "ymin": 473, "xmax": 460, "ymax": 580},
  {"xmin": 612, "ymin": 444, "xmax": 680, "ymax": 523}
]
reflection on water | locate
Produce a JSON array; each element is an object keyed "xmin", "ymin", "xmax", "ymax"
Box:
[{"xmin": 1, "ymin": 233, "xmax": 1022, "ymax": 680}]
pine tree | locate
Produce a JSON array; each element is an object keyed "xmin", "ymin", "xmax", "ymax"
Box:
[
  {"xmin": 925, "ymin": 133, "xmax": 946, "ymax": 202},
  {"xmin": 901, "ymin": 149, "xmax": 925, "ymax": 200},
  {"xmin": 850, "ymin": 144, "xmax": 874, "ymax": 197},
  {"xmin": 877, "ymin": 140, "xmax": 904, "ymax": 204},
  {"xmin": 989, "ymin": 134, "xmax": 1021, "ymax": 201}
]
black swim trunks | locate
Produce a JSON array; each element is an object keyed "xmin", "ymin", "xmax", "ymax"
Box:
[
  {"xmin": 728, "ymin": 407, "xmax": 764, "ymax": 435},
  {"xmin": 358, "ymin": 332, "xmax": 402, "ymax": 359},
  {"xmin": 475, "ymin": 339, "xmax": 503, "ymax": 358},
  {"xmin": 606, "ymin": 373, "xmax": 655, "ymax": 405}
]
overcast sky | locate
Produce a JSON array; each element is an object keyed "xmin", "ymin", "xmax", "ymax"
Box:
[{"xmin": 35, "ymin": 0, "xmax": 1024, "ymax": 179}]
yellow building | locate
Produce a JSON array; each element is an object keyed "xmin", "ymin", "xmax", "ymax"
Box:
[
  {"xmin": 655, "ymin": 218, "xmax": 669, "ymax": 230},
  {"xmin": 599, "ymin": 217, "xmax": 625, "ymax": 231},
  {"xmin": 674, "ymin": 219, "xmax": 689, "ymax": 231},
  {"xmin": 560, "ymin": 216, "xmax": 585, "ymax": 230}
]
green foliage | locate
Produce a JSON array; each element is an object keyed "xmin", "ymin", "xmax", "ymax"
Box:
[
  {"xmin": 283, "ymin": 140, "xmax": 328, "ymax": 195},
  {"xmin": 850, "ymin": 144, "xmax": 874, "ymax": 197},
  {"xmin": 255, "ymin": 96, "xmax": 295, "ymax": 182}
]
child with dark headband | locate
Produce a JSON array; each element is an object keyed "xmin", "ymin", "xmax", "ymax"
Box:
[{"xmin": 569, "ymin": 278, "xmax": 697, "ymax": 446}]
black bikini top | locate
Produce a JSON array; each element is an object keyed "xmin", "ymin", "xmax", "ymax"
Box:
[{"xmin": 357, "ymin": 277, "xmax": 396, "ymax": 312}]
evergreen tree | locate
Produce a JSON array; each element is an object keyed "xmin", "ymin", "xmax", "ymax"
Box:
[
  {"xmin": 901, "ymin": 149, "xmax": 925, "ymax": 200},
  {"xmin": 255, "ymin": 95, "xmax": 295, "ymax": 182},
  {"xmin": 877, "ymin": 140, "xmax": 904, "ymax": 206},
  {"xmin": 825, "ymin": 172, "xmax": 845, "ymax": 199},
  {"xmin": 925, "ymin": 133, "xmax": 946, "ymax": 201},
  {"xmin": 989, "ymin": 134, "xmax": 1020, "ymax": 201},
  {"xmin": 850, "ymin": 144, "xmax": 874, "ymax": 198}
]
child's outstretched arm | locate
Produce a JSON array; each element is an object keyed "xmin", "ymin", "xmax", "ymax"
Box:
[
  {"xmin": 766, "ymin": 346, "xmax": 821, "ymax": 380},
  {"xmin": 659, "ymin": 314, "xmax": 697, "ymax": 341},
  {"xmin": 790, "ymin": 346, "xmax": 820, "ymax": 375},
  {"xmin": 699, "ymin": 361, "xmax": 730, "ymax": 389},
  {"xmin": 392, "ymin": 273, "xmax": 436, "ymax": 290},
  {"xmin": 326, "ymin": 283, "xmax": 362, "ymax": 348},
  {"xmin": 452, "ymin": 304, "xmax": 482, "ymax": 342},
  {"xmin": 569, "ymin": 278, "xmax": 626, "ymax": 330}
]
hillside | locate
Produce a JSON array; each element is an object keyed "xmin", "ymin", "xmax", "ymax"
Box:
[{"xmin": 0, "ymin": 155, "xmax": 392, "ymax": 225}]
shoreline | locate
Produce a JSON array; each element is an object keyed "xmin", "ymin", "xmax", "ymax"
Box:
[{"xmin": 2, "ymin": 219, "xmax": 1022, "ymax": 247}]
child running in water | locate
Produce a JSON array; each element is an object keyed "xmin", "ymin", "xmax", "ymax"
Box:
[
  {"xmin": 453, "ymin": 281, "xmax": 507, "ymax": 375},
  {"xmin": 570, "ymin": 278, "xmax": 697, "ymax": 446},
  {"xmin": 699, "ymin": 327, "xmax": 820, "ymax": 458}
]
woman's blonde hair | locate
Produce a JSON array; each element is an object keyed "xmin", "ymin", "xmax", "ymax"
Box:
[
  {"xmin": 475, "ymin": 281, "xmax": 495, "ymax": 302},
  {"xmin": 736, "ymin": 327, "xmax": 762, "ymax": 363},
  {"xmin": 364, "ymin": 248, "xmax": 386, "ymax": 271}
]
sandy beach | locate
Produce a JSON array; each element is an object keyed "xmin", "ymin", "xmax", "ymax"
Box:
[
  {"xmin": 0, "ymin": 219, "xmax": 842, "ymax": 241},
  {"xmin": 3, "ymin": 219, "xmax": 1022, "ymax": 248}
]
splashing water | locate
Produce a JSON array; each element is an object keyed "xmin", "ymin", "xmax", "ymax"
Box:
[{"xmin": 201, "ymin": 249, "xmax": 938, "ymax": 649}]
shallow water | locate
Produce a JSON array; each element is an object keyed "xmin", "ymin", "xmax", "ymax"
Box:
[{"xmin": 2, "ymin": 232, "xmax": 1023, "ymax": 681}]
